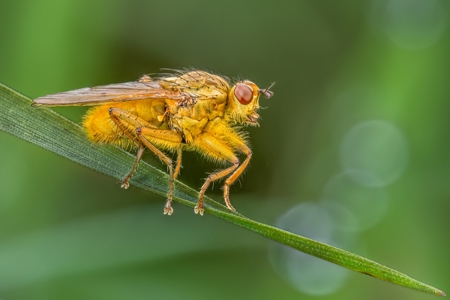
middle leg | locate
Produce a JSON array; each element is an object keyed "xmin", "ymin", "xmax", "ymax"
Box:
[{"xmin": 136, "ymin": 126, "xmax": 183, "ymax": 215}]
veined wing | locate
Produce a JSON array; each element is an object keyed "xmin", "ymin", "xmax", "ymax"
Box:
[{"xmin": 32, "ymin": 80, "xmax": 186, "ymax": 107}]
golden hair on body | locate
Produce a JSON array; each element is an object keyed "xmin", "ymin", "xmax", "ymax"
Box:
[{"xmin": 33, "ymin": 70, "xmax": 274, "ymax": 215}]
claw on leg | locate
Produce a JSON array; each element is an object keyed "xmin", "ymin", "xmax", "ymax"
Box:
[
  {"xmin": 194, "ymin": 188, "xmax": 205, "ymax": 215},
  {"xmin": 194, "ymin": 204, "xmax": 204, "ymax": 216},
  {"xmin": 120, "ymin": 181, "xmax": 130, "ymax": 189},
  {"xmin": 164, "ymin": 199, "xmax": 174, "ymax": 215}
]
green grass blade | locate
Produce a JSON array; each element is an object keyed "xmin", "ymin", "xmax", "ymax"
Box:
[{"xmin": 0, "ymin": 83, "xmax": 445, "ymax": 296}]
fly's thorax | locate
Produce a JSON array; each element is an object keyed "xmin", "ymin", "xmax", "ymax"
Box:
[
  {"xmin": 173, "ymin": 116, "xmax": 209, "ymax": 144},
  {"xmin": 226, "ymin": 80, "xmax": 261, "ymax": 126},
  {"xmin": 167, "ymin": 96, "xmax": 226, "ymax": 144},
  {"xmin": 159, "ymin": 71, "xmax": 230, "ymax": 92},
  {"xmin": 166, "ymin": 95, "xmax": 225, "ymax": 120}
]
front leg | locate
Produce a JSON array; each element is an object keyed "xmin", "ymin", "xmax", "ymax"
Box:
[
  {"xmin": 192, "ymin": 133, "xmax": 240, "ymax": 215},
  {"xmin": 222, "ymin": 146, "xmax": 252, "ymax": 211}
]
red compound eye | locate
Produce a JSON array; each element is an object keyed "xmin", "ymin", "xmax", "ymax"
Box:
[{"xmin": 234, "ymin": 84, "xmax": 253, "ymax": 105}]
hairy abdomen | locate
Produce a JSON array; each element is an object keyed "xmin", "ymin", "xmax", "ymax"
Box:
[{"xmin": 82, "ymin": 100, "xmax": 166, "ymax": 149}]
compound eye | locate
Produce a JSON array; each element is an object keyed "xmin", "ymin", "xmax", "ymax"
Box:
[{"xmin": 234, "ymin": 84, "xmax": 253, "ymax": 105}]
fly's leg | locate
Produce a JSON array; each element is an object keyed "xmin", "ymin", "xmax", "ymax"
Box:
[
  {"xmin": 192, "ymin": 133, "xmax": 240, "ymax": 215},
  {"xmin": 109, "ymin": 108, "xmax": 146, "ymax": 189},
  {"xmin": 109, "ymin": 108, "xmax": 183, "ymax": 215},
  {"xmin": 136, "ymin": 127, "xmax": 183, "ymax": 215},
  {"xmin": 223, "ymin": 146, "xmax": 252, "ymax": 211},
  {"xmin": 174, "ymin": 147, "xmax": 182, "ymax": 180},
  {"xmin": 120, "ymin": 147, "xmax": 145, "ymax": 189}
]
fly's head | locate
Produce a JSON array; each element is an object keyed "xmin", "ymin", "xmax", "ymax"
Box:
[{"xmin": 228, "ymin": 80, "xmax": 274, "ymax": 126}]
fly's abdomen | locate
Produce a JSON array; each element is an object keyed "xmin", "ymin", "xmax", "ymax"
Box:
[
  {"xmin": 82, "ymin": 100, "xmax": 167, "ymax": 149},
  {"xmin": 83, "ymin": 105, "xmax": 129, "ymax": 146}
]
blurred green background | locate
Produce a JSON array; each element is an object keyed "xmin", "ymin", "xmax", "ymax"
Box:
[{"xmin": 1, "ymin": 0, "xmax": 449, "ymax": 299}]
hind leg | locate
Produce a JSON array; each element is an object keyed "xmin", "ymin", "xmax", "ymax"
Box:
[{"xmin": 108, "ymin": 108, "xmax": 183, "ymax": 215}]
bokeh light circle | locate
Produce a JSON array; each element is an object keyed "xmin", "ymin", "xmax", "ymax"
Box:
[
  {"xmin": 269, "ymin": 202, "xmax": 350, "ymax": 296},
  {"xmin": 369, "ymin": 0, "xmax": 448, "ymax": 50},
  {"xmin": 340, "ymin": 120, "xmax": 408, "ymax": 187},
  {"xmin": 321, "ymin": 171, "xmax": 388, "ymax": 231}
]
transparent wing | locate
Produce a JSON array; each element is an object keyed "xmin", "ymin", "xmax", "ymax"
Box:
[{"xmin": 32, "ymin": 80, "xmax": 185, "ymax": 107}]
